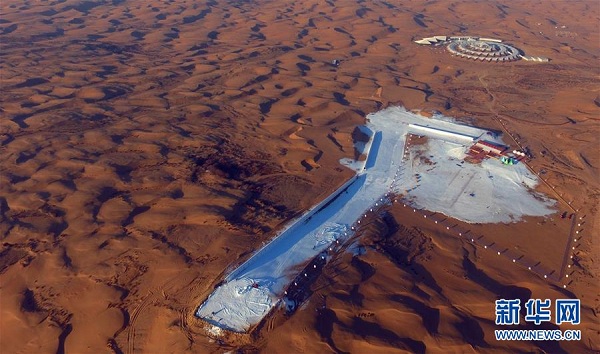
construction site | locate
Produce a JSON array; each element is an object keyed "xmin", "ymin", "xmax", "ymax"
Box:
[{"xmin": 196, "ymin": 107, "xmax": 559, "ymax": 334}]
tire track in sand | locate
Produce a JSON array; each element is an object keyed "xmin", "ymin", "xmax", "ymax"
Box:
[{"xmin": 126, "ymin": 270, "xmax": 196, "ymax": 354}]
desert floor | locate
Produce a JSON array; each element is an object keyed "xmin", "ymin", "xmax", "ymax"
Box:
[{"xmin": 1, "ymin": 0, "xmax": 598, "ymax": 353}]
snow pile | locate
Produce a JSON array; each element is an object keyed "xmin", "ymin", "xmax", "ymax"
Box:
[
  {"xmin": 196, "ymin": 106, "xmax": 556, "ymax": 332},
  {"xmin": 198, "ymin": 278, "xmax": 274, "ymax": 332},
  {"xmin": 206, "ymin": 325, "xmax": 224, "ymax": 337},
  {"xmin": 313, "ymin": 222, "xmax": 347, "ymax": 248}
]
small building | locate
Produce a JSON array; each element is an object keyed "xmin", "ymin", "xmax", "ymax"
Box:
[
  {"xmin": 414, "ymin": 39, "xmax": 433, "ymax": 45},
  {"xmin": 450, "ymin": 36, "xmax": 474, "ymax": 40},
  {"xmin": 500, "ymin": 156, "xmax": 518, "ymax": 165},
  {"xmin": 521, "ymin": 55, "xmax": 550, "ymax": 62},
  {"xmin": 465, "ymin": 145, "xmax": 488, "ymax": 163},
  {"xmin": 415, "ymin": 36, "xmax": 449, "ymax": 45},
  {"xmin": 474, "ymin": 140, "xmax": 507, "ymax": 155},
  {"xmin": 465, "ymin": 140, "xmax": 508, "ymax": 164},
  {"xmin": 479, "ymin": 37, "xmax": 503, "ymax": 43}
]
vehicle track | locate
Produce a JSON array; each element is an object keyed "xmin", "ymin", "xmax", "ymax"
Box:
[
  {"xmin": 478, "ymin": 75, "xmax": 577, "ymax": 212},
  {"xmin": 125, "ymin": 270, "xmax": 196, "ymax": 354},
  {"xmin": 126, "ymin": 289, "xmax": 154, "ymax": 354}
]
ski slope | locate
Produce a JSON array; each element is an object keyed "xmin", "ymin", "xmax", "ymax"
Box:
[{"xmin": 196, "ymin": 107, "xmax": 556, "ymax": 332}]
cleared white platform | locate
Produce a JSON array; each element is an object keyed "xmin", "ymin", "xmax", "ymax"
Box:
[{"xmin": 196, "ymin": 107, "xmax": 556, "ymax": 332}]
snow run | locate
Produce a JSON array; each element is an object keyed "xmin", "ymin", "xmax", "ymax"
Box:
[{"xmin": 196, "ymin": 106, "xmax": 556, "ymax": 332}]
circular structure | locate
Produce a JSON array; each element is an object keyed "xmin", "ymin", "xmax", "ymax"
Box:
[
  {"xmin": 414, "ymin": 35, "xmax": 549, "ymax": 63},
  {"xmin": 447, "ymin": 39, "xmax": 520, "ymax": 62}
]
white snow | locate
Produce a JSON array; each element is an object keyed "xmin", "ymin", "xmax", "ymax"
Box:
[
  {"xmin": 395, "ymin": 137, "xmax": 554, "ymax": 222},
  {"xmin": 199, "ymin": 278, "xmax": 273, "ymax": 332},
  {"xmin": 206, "ymin": 324, "xmax": 224, "ymax": 337},
  {"xmin": 196, "ymin": 106, "xmax": 556, "ymax": 332}
]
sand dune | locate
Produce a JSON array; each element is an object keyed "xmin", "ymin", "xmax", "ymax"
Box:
[{"xmin": 0, "ymin": 0, "xmax": 598, "ymax": 353}]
